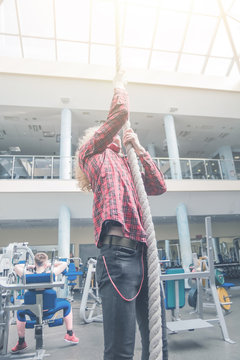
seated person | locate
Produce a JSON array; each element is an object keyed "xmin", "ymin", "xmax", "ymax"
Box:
[{"xmin": 12, "ymin": 252, "xmax": 79, "ymax": 353}]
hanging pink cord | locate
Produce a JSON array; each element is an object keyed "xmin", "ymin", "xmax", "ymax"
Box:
[{"xmin": 102, "ymin": 248, "xmax": 144, "ymax": 302}]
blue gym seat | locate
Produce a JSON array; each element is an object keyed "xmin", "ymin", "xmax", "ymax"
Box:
[{"xmin": 17, "ymin": 273, "xmax": 71, "ymax": 329}]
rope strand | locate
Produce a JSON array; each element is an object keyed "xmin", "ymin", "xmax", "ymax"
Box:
[{"xmin": 115, "ymin": 2, "xmax": 163, "ymax": 358}]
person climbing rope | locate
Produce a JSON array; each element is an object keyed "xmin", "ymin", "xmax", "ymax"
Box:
[{"xmin": 75, "ymin": 71, "xmax": 168, "ymax": 360}]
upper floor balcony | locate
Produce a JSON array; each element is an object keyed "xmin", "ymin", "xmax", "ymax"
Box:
[{"xmin": 0, "ymin": 155, "xmax": 239, "ymax": 181}]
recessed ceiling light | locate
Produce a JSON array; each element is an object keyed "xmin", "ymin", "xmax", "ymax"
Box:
[
  {"xmin": 9, "ymin": 146, "xmax": 21, "ymax": 152},
  {"xmin": 169, "ymin": 107, "xmax": 178, "ymax": 113},
  {"xmin": 43, "ymin": 131, "xmax": 55, "ymax": 137},
  {"xmin": 61, "ymin": 97, "xmax": 70, "ymax": 104}
]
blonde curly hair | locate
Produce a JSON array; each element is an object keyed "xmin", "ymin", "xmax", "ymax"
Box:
[{"xmin": 74, "ymin": 126, "xmax": 100, "ymax": 191}]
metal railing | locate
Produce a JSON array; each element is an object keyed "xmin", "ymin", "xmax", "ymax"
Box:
[{"xmin": 0, "ymin": 155, "xmax": 239, "ymax": 180}]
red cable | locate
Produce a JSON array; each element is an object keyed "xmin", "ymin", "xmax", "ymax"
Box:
[{"xmin": 102, "ymin": 248, "xmax": 144, "ymax": 302}]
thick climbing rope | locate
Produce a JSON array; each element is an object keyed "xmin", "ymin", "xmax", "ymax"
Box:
[{"xmin": 115, "ymin": 2, "xmax": 163, "ymax": 359}]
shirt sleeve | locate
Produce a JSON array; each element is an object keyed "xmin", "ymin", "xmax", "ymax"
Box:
[
  {"xmin": 139, "ymin": 152, "xmax": 167, "ymax": 195},
  {"xmin": 78, "ymin": 88, "xmax": 129, "ymax": 168}
]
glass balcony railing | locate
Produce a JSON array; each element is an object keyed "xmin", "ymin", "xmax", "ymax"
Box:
[{"xmin": 0, "ymin": 155, "xmax": 239, "ymax": 181}]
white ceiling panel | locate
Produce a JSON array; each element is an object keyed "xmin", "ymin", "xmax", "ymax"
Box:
[
  {"xmin": 0, "ymin": 0, "xmax": 18, "ymax": 34},
  {"xmin": 91, "ymin": 44, "xmax": 115, "ymax": 66},
  {"xmin": 22, "ymin": 38, "xmax": 55, "ymax": 61},
  {"xmin": 193, "ymin": 0, "xmax": 220, "ymax": 16},
  {"xmin": 183, "ymin": 14, "xmax": 218, "ymax": 55},
  {"xmin": 17, "ymin": 0, "xmax": 54, "ymax": 38},
  {"xmin": 178, "ymin": 54, "xmax": 206, "ymax": 74},
  {"xmin": 123, "ymin": 5, "xmax": 156, "ymax": 48},
  {"xmin": 150, "ymin": 51, "xmax": 178, "ymax": 71},
  {"xmin": 154, "ymin": 11, "xmax": 187, "ymax": 52},
  {"xmin": 160, "ymin": 0, "xmax": 191, "ymax": 12},
  {"xmin": 55, "ymin": 0, "xmax": 90, "ymax": 41},
  {"xmin": 205, "ymin": 57, "xmax": 232, "ymax": 76},
  {"xmin": 122, "ymin": 47, "xmax": 149, "ymax": 69},
  {"xmin": 211, "ymin": 21, "xmax": 233, "ymax": 57},
  {"xmin": 57, "ymin": 41, "xmax": 88, "ymax": 63},
  {"xmin": 227, "ymin": 17, "xmax": 240, "ymax": 54},
  {"xmin": 91, "ymin": 0, "xmax": 115, "ymax": 45},
  {"xmin": 228, "ymin": 0, "xmax": 240, "ymax": 20},
  {"xmin": 0, "ymin": 34, "xmax": 21, "ymax": 56}
]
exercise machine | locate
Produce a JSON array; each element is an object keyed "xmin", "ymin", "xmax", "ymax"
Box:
[
  {"xmin": 161, "ymin": 217, "xmax": 235, "ymax": 344},
  {"xmin": 79, "ymin": 258, "xmax": 102, "ymax": 324}
]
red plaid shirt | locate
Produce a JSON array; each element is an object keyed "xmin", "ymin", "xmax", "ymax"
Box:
[{"xmin": 78, "ymin": 88, "xmax": 166, "ymax": 246}]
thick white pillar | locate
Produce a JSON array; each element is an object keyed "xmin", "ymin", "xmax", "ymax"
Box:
[
  {"xmin": 176, "ymin": 203, "xmax": 192, "ymax": 274},
  {"xmin": 147, "ymin": 143, "xmax": 156, "ymax": 158},
  {"xmin": 164, "ymin": 115, "xmax": 182, "ymax": 179},
  {"xmin": 218, "ymin": 145, "xmax": 237, "ymax": 180},
  {"xmin": 165, "ymin": 240, "xmax": 170, "ymax": 261},
  {"xmin": 60, "ymin": 108, "xmax": 72, "ymax": 179},
  {"xmin": 58, "ymin": 205, "xmax": 71, "ymax": 298}
]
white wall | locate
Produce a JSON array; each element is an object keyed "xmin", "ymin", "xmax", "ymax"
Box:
[{"xmin": 0, "ymin": 220, "xmax": 239, "ymax": 257}]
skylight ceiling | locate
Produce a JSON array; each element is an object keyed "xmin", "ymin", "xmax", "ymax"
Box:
[{"xmin": 0, "ymin": 0, "xmax": 240, "ymax": 78}]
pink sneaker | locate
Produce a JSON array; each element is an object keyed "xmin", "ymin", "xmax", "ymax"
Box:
[
  {"xmin": 11, "ymin": 341, "xmax": 28, "ymax": 353},
  {"xmin": 64, "ymin": 333, "xmax": 79, "ymax": 344}
]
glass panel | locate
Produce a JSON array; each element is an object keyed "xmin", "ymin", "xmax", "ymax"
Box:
[
  {"xmin": 122, "ymin": 48, "xmax": 149, "ymax": 69},
  {"xmin": 228, "ymin": 0, "xmax": 240, "ymax": 21},
  {"xmin": 219, "ymin": 159, "xmax": 236, "ymax": 180},
  {"xmin": 57, "ymin": 41, "xmax": 88, "ymax": 63},
  {"xmin": 154, "ymin": 11, "xmax": 187, "ymax": 52},
  {"xmin": 150, "ymin": 51, "xmax": 178, "ymax": 71},
  {"xmin": 158, "ymin": 159, "xmax": 172, "ymax": 179},
  {"xmin": 183, "ymin": 14, "xmax": 217, "ymax": 55},
  {"xmin": 228, "ymin": 17, "xmax": 240, "ymax": 54},
  {"xmin": 18, "ymin": 0, "xmax": 54, "ymax": 37},
  {"xmin": 92, "ymin": 0, "xmax": 115, "ymax": 45},
  {"xmin": 0, "ymin": 35, "xmax": 21, "ymax": 57},
  {"xmin": 53, "ymin": 157, "xmax": 60, "ymax": 179},
  {"xmin": 193, "ymin": 0, "xmax": 219, "ymax": 16},
  {"xmin": 33, "ymin": 157, "xmax": 52, "ymax": 179},
  {"xmin": 0, "ymin": 0, "xmax": 18, "ymax": 34},
  {"xmin": 221, "ymin": 0, "xmax": 236, "ymax": 11},
  {"xmin": 205, "ymin": 159, "xmax": 222, "ymax": 179},
  {"xmin": 229, "ymin": 62, "xmax": 239, "ymax": 79},
  {"xmin": 180, "ymin": 159, "xmax": 192, "ymax": 179},
  {"xmin": 234, "ymin": 160, "xmax": 240, "ymax": 180},
  {"xmin": 22, "ymin": 38, "xmax": 55, "ymax": 60},
  {"xmin": 14, "ymin": 157, "xmax": 33, "ymax": 179},
  {"xmin": 211, "ymin": 21, "xmax": 233, "ymax": 57},
  {"xmin": 0, "ymin": 156, "xmax": 13, "ymax": 179},
  {"xmin": 55, "ymin": 0, "xmax": 90, "ymax": 41},
  {"xmin": 124, "ymin": 5, "xmax": 156, "ymax": 48},
  {"xmin": 91, "ymin": 44, "xmax": 115, "ymax": 66},
  {"xmin": 178, "ymin": 54, "xmax": 205, "ymax": 74},
  {"xmin": 161, "ymin": 0, "xmax": 191, "ymax": 11},
  {"xmin": 190, "ymin": 159, "xmax": 207, "ymax": 179},
  {"xmin": 205, "ymin": 57, "xmax": 231, "ymax": 76}
]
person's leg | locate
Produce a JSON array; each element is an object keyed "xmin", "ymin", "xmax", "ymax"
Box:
[
  {"xmin": 63, "ymin": 305, "xmax": 79, "ymax": 344},
  {"xmin": 101, "ymin": 281, "xmax": 137, "ymax": 360},
  {"xmin": 17, "ymin": 319, "xmax": 26, "ymax": 337},
  {"xmin": 64, "ymin": 309, "xmax": 73, "ymax": 330},
  {"xmin": 11, "ymin": 319, "xmax": 27, "ymax": 353},
  {"xmin": 97, "ymin": 245, "xmax": 143, "ymax": 360}
]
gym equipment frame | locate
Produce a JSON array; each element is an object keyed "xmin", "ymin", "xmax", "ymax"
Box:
[{"xmin": 160, "ymin": 217, "xmax": 235, "ymax": 344}]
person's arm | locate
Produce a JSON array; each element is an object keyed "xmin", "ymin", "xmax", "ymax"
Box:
[
  {"xmin": 52, "ymin": 261, "xmax": 68, "ymax": 276},
  {"xmin": 123, "ymin": 128, "xmax": 167, "ymax": 195},
  {"xmin": 78, "ymin": 75, "xmax": 129, "ymax": 167},
  {"xmin": 14, "ymin": 263, "xmax": 33, "ymax": 277}
]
